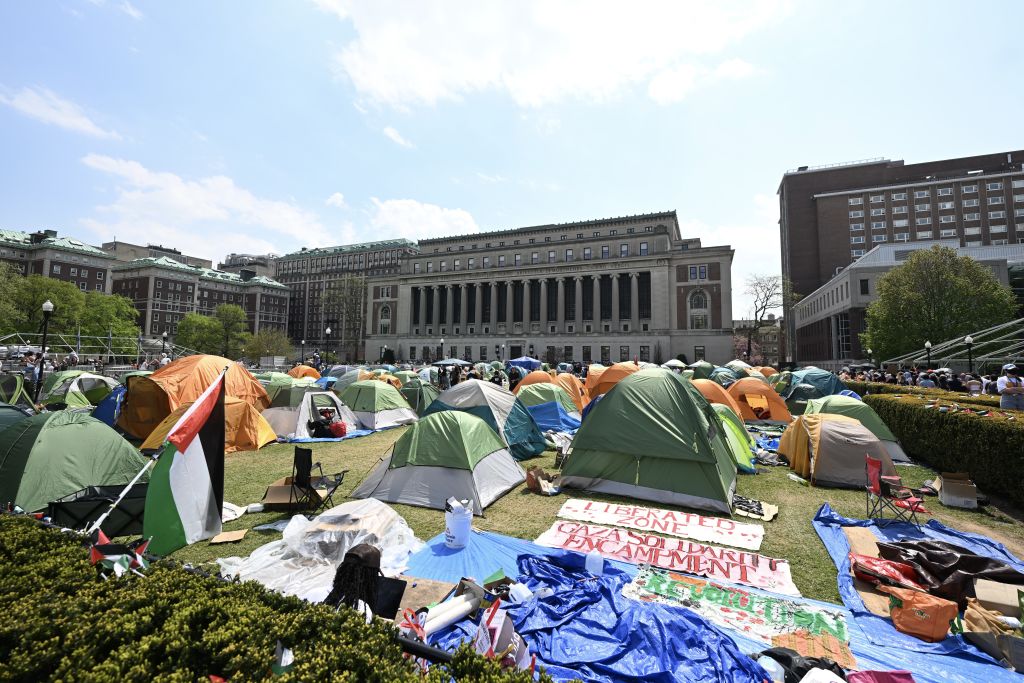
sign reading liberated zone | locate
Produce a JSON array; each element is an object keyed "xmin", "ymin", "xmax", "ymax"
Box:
[
  {"xmin": 557, "ymin": 498, "xmax": 765, "ymax": 551},
  {"xmin": 535, "ymin": 520, "xmax": 800, "ymax": 596}
]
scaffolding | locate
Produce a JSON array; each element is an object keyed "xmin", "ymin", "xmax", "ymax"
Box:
[
  {"xmin": 883, "ymin": 318, "xmax": 1024, "ymax": 372},
  {"xmin": 0, "ymin": 332, "xmax": 198, "ymax": 372}
]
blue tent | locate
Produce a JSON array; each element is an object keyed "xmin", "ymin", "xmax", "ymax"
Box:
[
  {"xmin": 709, "ymin": 366, "xmax": 740, "ymax": 387},
  {"xmin": 581, "ymin": 393, "xmax": 604, "ymax": 421},
  {"xmin": 527, "ymin": 402, "xmax": 581, "ymax": 432},
  {"xmin": 91, "ymin": 385, "xmax": 126, "ymax": 428},
  {"xmin": 314, "ymin": 376, "xmax": 337, "ymax": 389},
  {"xmin": 508, "ymin": 356, "xmax": 542, "ymax": 371},
  {"xmin": 779, "ymin": 368, "xmax": 846, "ymax": 398},
  {"xmin": 839, "ymin": 389, "xmax": 862, "ymax": 400}
]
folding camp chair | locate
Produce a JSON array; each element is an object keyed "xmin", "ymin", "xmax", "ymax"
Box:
[
  {"xmin": 289, "ymin": 446, "xmax": 348, "ymax": 513},
  {"xmin": 865, "ymin": 455, "xmax": 923, "ymax": 526}
]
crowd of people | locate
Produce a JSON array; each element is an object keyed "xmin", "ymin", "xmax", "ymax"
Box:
[{"xmin": 839, "ymin": 363, "xmax": 1023, "ymax": 410}]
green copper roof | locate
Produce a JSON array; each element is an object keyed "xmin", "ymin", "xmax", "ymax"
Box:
[
  {"xmin": 0, "ymin": 229, "xmax": 112, "ymax": 258},
  {"xmin": 279, "ymin": 238, "xmax": 417, "ymax": 260},
  {"xmin": 112, "ymin": 256, "xmax": 288, "ymax": 289}
]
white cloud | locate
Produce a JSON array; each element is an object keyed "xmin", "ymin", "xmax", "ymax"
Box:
[
  {"xmin": 120, "ymin": 0, "xmax": 142, "ymax": 20},
  {"xmin": 647, "ymin": 58, "xmax": 759, "ymax": 104},
  {"xmin": 325, "ymin": 192, "xmax": 348, "ymax": 208},
  {"xmin": 476, "ymin": 172, "xmax": 505, "ymax": 184},
  {"xmin": 0, "ymin": 86, "xmax": 121, "ymax": 139},
  {"xmin": 317, "ymin": 0, "xmax": 786, "ymax": 108},
  {"xmin": 382, "ymin": 126, "xmax": 414, "ymax": 148},
  {"xmin": 365, "ymin": 197, "xmax": 478, "ymax": 241},
  {"xmin": 80, "ymin": 154, "xmax": 333, "ymax": 262}
]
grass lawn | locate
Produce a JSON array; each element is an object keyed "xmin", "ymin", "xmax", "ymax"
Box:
[{"xmin": 170, "ymin": 428, "xmax": 1024, "ymax": 605}]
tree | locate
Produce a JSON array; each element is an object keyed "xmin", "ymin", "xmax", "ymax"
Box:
[
  {"xmin": 733, "ymin": 333, "xmax": 761, "ymax": 363},
  {"xmin": 214, "ymin": 304, "xmax": 249, "ymax": 358},
  {"xmin": 862, "ymin": 245, "xmax": 1018, "ymax": 361},
  {"xmin": 176, "ymin": 313, "xmax": 222, "ymax": 355},
  {"xmin": 9, "ymin": 275, "xmax": 86, "ymax": 335},
  {"xmin": 242, "ymin": 328, "xmax": 294, "ymax": 363},
  {"xmin": 324, "ymin": 275, "xmax": 367, "ymax": 363},
  {"xmin": 741, "ymin": 275, "xmax": 783, "ymax": 361},
  {"xmin": 0, "ymin": 262, "xmax": 22, "ymax": 334}
]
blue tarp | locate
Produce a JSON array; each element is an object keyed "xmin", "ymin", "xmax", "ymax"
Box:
[
  {"xmin": 781, "ymin": 369, "xmax": 846, "ymax": 399},
  {"xmin": 508, "ymin": 356, "xmax": 542, "ymax": 371},
  {"xmin": 425, "ymin": 395, "xmax": 546, "ymax": 461},
  {"xmin": 288, "ymin": 428, "xmax": 373, "ymax": 443},
  {"xmin": 812, "ymin": 503, "xmax": 1019, "ymax": 671},
  {"xmin": 91, "ymin": 384, "xmax": 126, "ymax": 428},
  {"xmin": 581, "ymin": 393, "xmax": 604, "ymax": 421},
  {"xmin": 408, "ymin": 529, "xmax": 1019, "ymax": 683},
  {"xmin": 527, "ymin": 402, "xmax": 581, "ymax": 433},
  {"xmin": 839, "ymin": 389, "xmax": 862, "ymax": 400},
  {"xmin": 313, "ymin": 376, "xmax": 336, "ymax": 389}
]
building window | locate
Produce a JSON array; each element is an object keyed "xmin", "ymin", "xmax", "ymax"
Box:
[
  {"xmin": 964, "ymin": 212, "xmax": 981, "ymax": 221},
  {"xmin": 690, "ymin": 290, "xmax": 707, "ymax": 309},
  {"xmin": 689, "ymin": 290, "xmax": 709, "ymax": 330},
  {"xmin": 619, "ymin": 243, "xmax": 629, "ymax": 257},
  {"xmin": 987, "ymin": 181, "xmax": 1003, "ymax": 191},
  {"xmin": 989, "ymin": 211, "xmax": 1006, "ymax": 219},
  {"xmin": 871, "ymin": 221, "xmax": 886, "ymax": 229},
  {"xmin": 989, "ymin": 196, "xmax": 1005, "ymax": 206},
  {"xmin": 70, "ymin": 267, "xmax": 77, "ymax": 276},
  {"xmin": 869, "ymin": 195, "xmax": 884, "ymax": 203},
  {"xmin": 940, "ymin": 228, "xmax": 957, "ymax": 237},
  {"xmin": 639, "ymin": 241, "xmax": 648, "ymax": 256},
  {"xmin": 916, "ymin": 217, "xmax": 932, "ymax": 225},
  {"xmin": 548, "ymin": 250, "xmax": 555, "ymax": 263},
  {"xmin": 893, "ymin": 219, "xmax": 909, "ymax": 228},
  {"xmin": 990, "ymin": 224, "xmax": 1008, "ymax": 233},
  {"xmin": 892, "ymin": 206, "xmax": 907, "ymax": 214},
  {"xmin": 95, "ymin": 283, "xmax": 103, "ymax": 291},
  {"xmin": 849, "ymin": 223, "xmax": 864, "ymax": 231},
  {"xmin": 1015, "ymin": 195, "xmax": 1024, "ymax": 203},
  {"xmin": 870, "ymin": 208, "xmax": 885, "ymax": 216},
  {"xmin": 468, "ymin": 257, "xmax": 475, "ymax": 269},
  {"xmin": 483, "ymin": 256, "xmax": 490, "ymax": 268},
  {"xmin": 860, "ymin": 279, "xmax": 869, "ymax": 295},
  {"xmin": 850, "ymin": 235, "xmax": 865, "ymax": 244},
  {"xmin": 498, "ymin": 255, "xmax": 506, "ymax": 266},
  {"xmin": 453, "ymin": 259, "xmax": 460, "ymax": 271},
  {"xmin": 892, "ymin": 192, "xmax": 907, "ymax": 200},
  {"xmin": 915, "ymin": 204, "xmax": 930, "ymax": 212},
  {"xmin": 582, "ymin": 345, "xmax": 592, "ymax": 362},
  {"xmin": 565, "ymin": 249, "xmax": 573, "ymax": 262},
  {"xmin": 963, "ymin": 199, "xmax": 980, "ymax": 207},
  {"xmin": 848, "ymin": 197, "xmax": 863, "ymax": 205},
  {"xmin": 872, "ymin": 234, "xmax": 887, "ymax": 243},
  {"xmin": 440, "ymin": 260, "xmax": 448, "ymax": 271},
  {"xmin": 427, "ymin": 262, "xmax": 433, "ymax": 273},
  {"xmin": 963, "ymin": 184, "xmax": 978, "ymax": 193},
  {"xmin": 937, "ymin": 187, "xmax": 953, "ymax": 196},
  {"xmin": 619, "ymin": 345, "xmax": 630, "ymax": 362},
  {"xmin": 964, "ymin": 227, "xmax": 982, "ymax": 236},
  {"xmin": 600, "ymin": 345, "xmax": 611, "ymax": 363},
  {"xmin": 849, "ymin": 210, "xmax": 864, "ymax": 218},
  {"xmin": 601, "ymin": 246, "xmax": 609, "ymax": 259},
  {"xmin": 851, "ymin": 249, "xmax": 866, "ymax": 257},
  {"xmin": 583, "ymin": 247, "xmax": 592, "ymax": 260},
  {"xmin": 940, "ymin": 215, "xmax": 956, "ymax": 223},
  {"xmin": 1013, "ymin": 179, "xmax": 1024, "ymax": 188},
  {"xmin": 938, "ymin": 201, "xmax": 954, "ymax": 210},
  {"xmin": 52, "ymin": 264, "xmax": 60, "ymax": 274},
  {"xmin": 531, "ymin": 252, "xmax": 539, "ymax": 264},
  {"xmin": 914, "ymin": 190, "xmax": 930, "ymax": 198},
  {"xmin": 514, "ymin": 254, "xmax": 522, "ymax": 266},
  {"xmin": 895, "ymin": 232, "xmax": 909, "ymax": 242}
]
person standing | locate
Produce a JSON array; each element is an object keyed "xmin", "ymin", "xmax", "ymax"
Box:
[{"xmin": 996, "ymin": 364, "xmax": 1024, "ymax": 411}]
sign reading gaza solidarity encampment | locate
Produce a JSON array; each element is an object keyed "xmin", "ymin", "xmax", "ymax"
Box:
[
  {"xmin": 535, "ymin": 520, "xmax": 800, "ymax": 596},
  {"xmin": 623, "ymin": 566, "xmax": 847, "ymax": 645},
  {"xmin": 557, "ymin": 498, "xmax": 765, "ymax": 551}
]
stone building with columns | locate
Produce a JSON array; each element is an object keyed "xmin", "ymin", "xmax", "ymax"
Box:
[{"xmin": 364, "ymin": 211, "xmax": 734, "ymax": 366}]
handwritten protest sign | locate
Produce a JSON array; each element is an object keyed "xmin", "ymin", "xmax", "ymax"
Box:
[
  {"xmin": 624, "ymin": 566, "xmax": 845, "ymax": 646},
  {"xmin": 557, "ymin": 498, "xmax": 764, "ymax": 551},
  {"xmin": 535, "ymin": 520, "xmax": 800, "ymax": 596}
]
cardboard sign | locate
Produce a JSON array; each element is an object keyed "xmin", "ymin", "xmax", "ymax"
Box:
[
  {"xmin": 535, "ymin": 520, "xmax": 799, "ymax": 596},
  {"xmin": 557, "ymin": 498, "xmax": 765, "ymax": 551},
  {"xmin": 624, "ymin": 566, "xmax": 838, "ymax": 644},
  {"xmin": 209, "ymin": 529, "xmax": 247, "ymax": 544}
]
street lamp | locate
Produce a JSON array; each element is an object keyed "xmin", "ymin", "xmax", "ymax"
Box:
[
  {"xmin": 325, "ymin": 327, "xmax": 331, "ymax": 364},
  {"xmin": 439, "ymin": 337, "xmax": 445, "ymax": 360},
  {"xmin": 965, "ymin": 335, "xmax": 974, "ymax": 374},
  {"xmin": 867, "ymin": 347, "xmax": 873, "ymax": 367},
  {"xmin": 501, "ymin": 343, "xmax": 505, "ymax": 362},
  {"xmin": 34, "ymin": 300, "xmax": 54, "ymax": 403},
  {"xmin": 924, "ymin": 340, "xmax": 932, "ymax": 369},
  {"xmin": 382, "ymin": 344, "xmax": 388, "ymax": 364},
  {"xmin": 161, "ymin": 330, "xmax": 168, "ymax": 356},
  {"xmin": 300, "ymin": 339, "xmax": 305, "ymax": 364}
]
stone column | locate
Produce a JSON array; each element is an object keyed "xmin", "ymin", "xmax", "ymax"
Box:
[
  {"xmin": 573, "ymin": 275, "xmax": 584, "ymax": 328},
  {"xmin": 611, "ymin": 274, "xmax": 620, "ymax": 329},
  {"xmin": 489, "ymin": 283, "xmax": 498, "ymax": 326},
  {"xmin": 556, "ymin": 277, "xmax": 566, "ymax": 331},
  {"xmin": 630, "ymin": 272, "xmax": 640, "ymax": 331},
  {"xmin": 431, "ymin": 285, "xmax": 440, "ymax": 330},
  {"xmin": 458, "ymin": 283, "xmax": 468, "ymax": 331},
  {"xmin": 523, "ymin": 280, "xmax": 532, "ymax": 328},
  {"xmin": 410, "ymin": 287, "xmax": 419, "ymax": 329},
  {"xmin": 505, "ymin": 280, "xmax": 514, "ymax": 329},
  {"xmin": 591, "ymin": 275, "xmax": 600, "ymax": 322},
  {"xmin": 445, "ymin": 285, "xmax": 454, "ymax": 329},
  {"xmin": 539, "ymin": 279, "xmax": 548, "ymax": 330},
  {"xmin": 473, "ymin": 283, "xmax": 483, "ymax": 328}
]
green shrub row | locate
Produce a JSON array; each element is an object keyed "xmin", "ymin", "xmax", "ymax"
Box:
[
  {"xmin": 0, "ymin": 517, "xmax": 550, "ymax": 683},
  {"xmin": 863, "ymin": 394, "xmax": 1024, "ymax": 507},
  {"xmin": 846, "ymin": 380, "xmax": 1002, "ymax": 409}
]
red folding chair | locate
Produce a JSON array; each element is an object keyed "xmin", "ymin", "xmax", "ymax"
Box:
[{"xmin": 865, "ymin": 455, "xmax": 924, "ymax": 526}]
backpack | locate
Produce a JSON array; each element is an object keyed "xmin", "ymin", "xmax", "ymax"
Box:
[{"xmin": 986, "ymin": 380, "xmax": 1000, "ymax": 396}]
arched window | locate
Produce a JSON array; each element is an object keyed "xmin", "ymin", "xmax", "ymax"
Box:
[
  {"xmin": 379, "ymin": 305, "xmax": 391, "ymax": 335},
  {"xmin": 689, "ymin": 290, "xmax": 709, "ymax": 330}
]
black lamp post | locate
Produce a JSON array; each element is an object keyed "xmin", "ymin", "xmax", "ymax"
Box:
[
  {"xmin": 439, "ymin": 337, "xmax": 445, "ymax": 360},
  {"xmin": 300, "ymin": 339, "xmax": 305, "ymax": 364},
  {"xmin": 924, "ymin": 340, "xmax": 932, "ymax": 369},
  {"xmin": 965, "ymin": 335, "xmax": 974, "ymax": 374},
  {"xmin": 161, "ymin": 330, "xmax": 168, "ymax": 356},
  {"xmin": 34, "ymin": 299, "xmax": 54, "ymax": 403},
  {"xmin": 867, "ymin": 347, "xmax": 873, "ymax": 367},
  {"xmin": 325, "ymin": 327, "xmax": 331, "ymax": 364}
]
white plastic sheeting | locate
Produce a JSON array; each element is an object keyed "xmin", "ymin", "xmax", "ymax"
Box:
[{"xmin": 217, "ymin": 499, "xmax": 423, "ymax": 603}]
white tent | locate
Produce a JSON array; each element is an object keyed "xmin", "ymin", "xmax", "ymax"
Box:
[{"xmin": 261, "ymin": 391, "xmax": 360, "ymax": 441}]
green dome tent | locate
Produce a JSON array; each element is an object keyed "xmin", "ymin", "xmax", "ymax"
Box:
[
  {"xmin": 0, "ymin": 374, "xmax": 34, "ymax": 409},
  {"xmin": 352, "ymin": 411, "xmax": 526, "ymax": 515},
  {"xmin": 336, "ymin": 380, "xmax": 418, "ymax": 430},
  {"xmin": 393, "ymin": 370, "xmax": 419, "ymax": 386},
  {"xmin": 687, "ymin": 360, "xmax": 715, "ymax": 379},
  {"xmin": 39, "ymin": 371, "xmax": 119, "ymax": 409},
  {"xmin": 561, "ymin": 369, "xmax": 737, "ymax": 514},
  {"xmin": 0, "ymin": 403, "xmax": 32, "ymax": 432},
  {"xmin": 711, "ymin": 403, "xmax": 756, "ymax": 473},
  {"xmin": 0, "ymin": 411, "xmax": 149, "ymax": 512},
  {"xmin": 803, "ymin": 395, "xmax": 909, "ymax": 462},
  {"xmin": 260, "ymin": 373, "xmax": 317, "ymax": 408},
  {"xmin": 515, "ymin": 383, "xmax": 578, "ymax": 414},
  {"xmin": 400, "ymin": 378, "xmax": 440, "ymax": 416}
]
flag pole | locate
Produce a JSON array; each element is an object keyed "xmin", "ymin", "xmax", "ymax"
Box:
[{"xmin": 85, "ymin": 450, "xmax": 161, "ymax": 536}]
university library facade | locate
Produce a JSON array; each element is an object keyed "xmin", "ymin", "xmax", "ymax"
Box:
[{"xmin": 364, "ymin": 211, "xmax": 735, "ymax": 366}]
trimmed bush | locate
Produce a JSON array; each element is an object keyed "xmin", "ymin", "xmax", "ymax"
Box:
[
  {"xmin": 863, "ymin": 394, "xmax": 1024, "ymax": 507},
  {"xmin": 0, "ymin": 517, "xmax": 550, "ymax": 683},
  {"xmin": 846, "ymin": 380, "xmax": 1003, "ymax": 409}
]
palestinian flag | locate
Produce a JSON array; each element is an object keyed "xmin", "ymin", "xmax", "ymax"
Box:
[{"xmin": 143, "ymin": 369, "xmax": 226, "ymax": 555}]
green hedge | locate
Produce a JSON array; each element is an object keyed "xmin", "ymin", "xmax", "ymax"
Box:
[
  {"xmin": 846, "ymin": 380, "xmax": 1002, "ymax": 409},
  {"xmin": 0, "ymin": 517, "xmax": 550, "ymax": 683},
  {"xmin": 863, "ymin": 394, "xmax": 1024, "ymax": 507}
]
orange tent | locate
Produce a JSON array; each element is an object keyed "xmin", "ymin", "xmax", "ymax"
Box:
[
  {"xmin": 288, "ymin": 364, "xmax": 321, "ymax": 380},
  {"xmin": 756, "ymin": 366, "xmax": 779, "ymax": 379},
  {"xmin": 376, "ymin": 373, "xmax": 402, "ymax": 390},
  {"xmin": 118, "ymin": 355, "xmax": 270, "ymax": 439},
  {"xmin": 589, "ymin": 361, "xmax": 641, "ymax": 398},
  {"xmin": 514, "ymin": 370, "xmax": 556, "ymax": 394},
  {"xmin": 584, "ymin": 365, "xmax": 606, "ymax": 396},
  {"xmin": 141, "ymin": 396, "xmax": 277, "ymax": 454},
  {"xmin": 555, "ymin": 373, "xmax": 588, "ymax": 411},
  {"xmin": 727, "ymin": 377, "xmax": 793, "ymax": 422},
  {"xmin": 692, "ymin": 379, "xmax": 744, "ymax": 417}
]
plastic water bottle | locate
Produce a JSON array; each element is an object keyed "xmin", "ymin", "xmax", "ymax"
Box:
[
  {"xmin": 756, "ymin": 655, "xmax": 785, "ymax": 683},
  {"xmin": 585, "ymin": 550, "xmax": 604, "ymax": 575}
]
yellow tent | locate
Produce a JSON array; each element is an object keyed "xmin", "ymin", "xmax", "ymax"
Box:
[
  {"xmin": 727, "ymin": 377, "xmax": 793, "ymax": 422},
  {"xmin": 288, "ymin": 364, "xmax": 321, "ymax": 380},
  {"xmin": 779, "ymin": 413, "xmax": 896, "ymax": 487},
  {"xmin": 554, "ymin": 373, "xmax": 588, "ymax": 411},
  {"xmin": 118, "ymin": 355, "xmax": 270, "ymax": 440},
  {"xmin": 514, "ymin": 370, "xmax": 556, "ymax": 394},
  {"xmin": 588, "ymin": 361, "xmax": 641, "ymax": 399},
  {"xmin": 141, "ymin": 396, "xmax": 277, "ymax": 454},
  {"xmin": 376, "ymin": 373, "xmax": 403, "ymax": 390}
]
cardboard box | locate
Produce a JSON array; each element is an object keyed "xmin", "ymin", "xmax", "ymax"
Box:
[
  {"xmin": 974, "ymin": 579, "xmax": 1022, "ymax": 617},
  {"xmin": 937, "ymin": 472, "xmax": 978, "ymax": 509},
  {"xmin": 964, "ymin": 632, "xmax": 1024, "ymax": 671}
]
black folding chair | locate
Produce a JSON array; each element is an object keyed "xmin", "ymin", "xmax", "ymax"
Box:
[{"xmin": 289, "ymin": 446, "xmax": 348, "ymax": 513}]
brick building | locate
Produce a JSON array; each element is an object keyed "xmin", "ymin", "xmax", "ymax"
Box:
[
  {"xmin": 101, "ymin": 240, "xmax": 213, "ymax": 269},
  {"xmin": 111, "ymin": 256, "xmax": 289, "ymax": 341},
  {"xmin": 0, "ymin": 229, "xmax": 115, "ymax": 293},
  {"xmin": 364, "ymin": 211, "xmax": 735, "ymax": 365},
  {"xmin": 218, "ymin": 253, "xmax": 278, "ymax": 278},
  {"xmin": 779, "ymin": 150, "xmax": 1024, "ymax": 361}
]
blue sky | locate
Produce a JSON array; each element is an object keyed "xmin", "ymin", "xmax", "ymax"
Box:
[{"xmin": 2, "ymin": 0, "xmax": 1022, "ymax": 315}]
